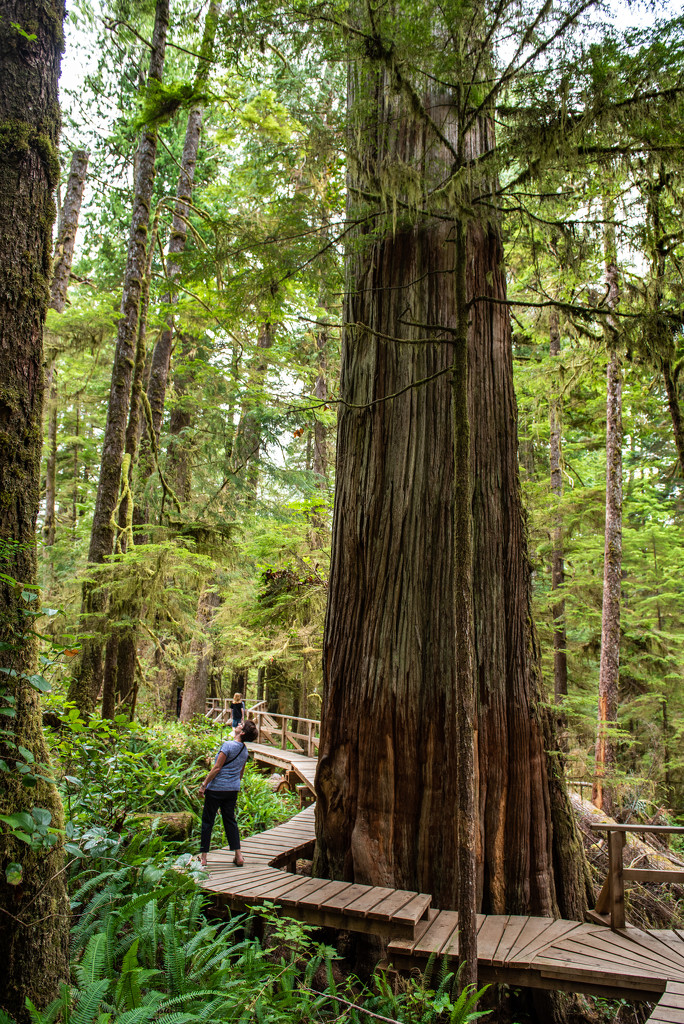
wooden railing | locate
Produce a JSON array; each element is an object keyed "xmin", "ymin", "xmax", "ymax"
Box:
[
  {"xmin": 588, "ymin": 822, "xmax": 684, "ymax": 930},
  {"xmin": 205, "ymin": 698, "xmax": 321, "ymax": 758},
  {"xmin": 248, "ymin": 701, "xmax": 320, "ymax": 757},
  {"xmin": 205, "ymin": 698, "xmax": 235, "ymax": 724}
]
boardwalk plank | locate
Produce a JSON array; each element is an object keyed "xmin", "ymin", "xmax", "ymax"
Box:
[
  {"xmin": 284, "ymin": 877, "xmax": 338, "ymax": 906},
  {"xmin": 221, "ymin": 870, "xmax": 290, "ymax": 895},
  {"xmin": 364, "ymin": 889, "xmax": 419, "ymax": 922},
  {"xmin": 504, "ymin": 917, "xmax": 553, "ymax": 966},
  {"xmin": 267, "ymin": 876, "xmax": 319, "ymax": 905},
  {"xmin": 557, "ymin": 935, "xmax": 669, "ymax": 976},
  {"xmin": 442, "ymin": 915, "xmax": 486, "ymax": 957},
  {"xmin": 324, "ymin": 884, "xmax": 376, "ymax": 912},
  {"xmin": 647, "ymin": 1008, "xmax": 684, "ymax": 1023},
  {"xmin": 391, "ymin": 893, "xmax": 432, "ymax": 927},
  {"xmin": 295, "ymin": 880, "xmax": 351, "ymax": 908},
  {"xmin": 344, "ymin": 887, "xmax": 396, "ymax": 918},
  {"xmin": 659, "ymin": 993, "xmax": 684, "ymax": 1009},
  {"xmin": 510, "ymin": 919, "xmax": 585, "ymax": 968},
  {"xmin": 386, "ymin": 910, "xmax": 441, "ymax": 956},
  {"xmin": 240, "ymin": 874, "xmax": 316, "ymax": 901},
  {"xmin": 203, "ymin": 867, "xmax": 271, "ymax": 886},
  {"xmin": 492, "ymin": 916, "xmax": 529, "ymax": 967},
  {"xmin": 620, "ymin": 928, "xmax": 684, "ymax": 974},
  {"xmin": 412, "ymin": 911, "xmax": 461, "ymax": 956},
  {"xmin": 535, "ymin": 953, "xmax": 666, "ymax": 990},
  {"xmin": 476, "ymin": 916, "xmax": 509, "ymax": 965},
  {"xmin": 585, "ymin": 929, "xmax": 679, "ymax": 974}
]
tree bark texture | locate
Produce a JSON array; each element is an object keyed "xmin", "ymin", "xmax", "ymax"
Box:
[
  {"xmin": 452, "ymin": 219, "xmax": 477, "ymax": 990},
  {"xmin": 314, "ymin": 62, "xmax": 587, "ymax": 923},
  {"xmin": 549, "ymin": 309, "xmax": 568, "ymax": 706},
  {"xmin": 179, "ymin": 584, "xmax": 221, "ymax": 720},
  {"xmin": 0, "ymin": 4, "xmax": 69, "ymax": 1019},
  {"xmin": 593, "ymin": 257, "xmax": 622, "ymax": 813},
  {"xmin": 68, "ymin": 0, "xmax": 168, "ymax": 712},
  {"xmin": 44, "ymin": 148, "xmax": 89, "ymax": 547},
  {"xmin": 50, "ymin": 147, "xmax": 89, "ymax": 314}
]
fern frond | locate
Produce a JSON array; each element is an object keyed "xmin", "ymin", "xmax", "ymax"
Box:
[
  {"xmin": 76, "ymin": 934, "xmax": 109, "ymax": 988},
  {"xmin": 71, "ymin": 979, "xmax": 110, "ymax": 1024}
]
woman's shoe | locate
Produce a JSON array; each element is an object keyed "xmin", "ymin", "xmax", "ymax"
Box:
[{"xmin": 233, "ymin": 851, "xmax": 244, "ymax": 867}]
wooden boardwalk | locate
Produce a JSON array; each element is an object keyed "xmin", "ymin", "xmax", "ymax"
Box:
[
  {"xmin": 202, "ymin": 749, "xmax": 684, "ymax": 1021},
  {"xmin": 247, "ymin": 741, "xmax": 317, "ymax": 795}
]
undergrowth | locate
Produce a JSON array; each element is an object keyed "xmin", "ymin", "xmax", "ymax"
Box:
[{"xmin": 3, "ymin": 710, "xmax": 488, "ymax": 1024}]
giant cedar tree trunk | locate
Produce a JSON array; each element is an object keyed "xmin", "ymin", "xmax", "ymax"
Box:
[
  {"xmin": 68, "ymin": 0, "xmax": 168, "ymax": 712},
  {"xmin": 549, "ymin": 309, "xmax": 568, "ymax": 707},
  {"xmin": 44, "ymin": 148, "xmax": 89, "ymax": 547},
  {"xmin": 593, "ymin": 243, "xmax": 622, "ymax": 814},
  {"xmin": 0, "ymin": 4, "xmax": 70, "ymax": 1018},
  {"xmin": 314, "ymin": 61, "xmax": 588, "ymax": 924}
]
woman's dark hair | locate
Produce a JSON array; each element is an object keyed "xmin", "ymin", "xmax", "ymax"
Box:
[{"xmin": 242, "ymin": 719, "xmax": 258, "ymax": 742}]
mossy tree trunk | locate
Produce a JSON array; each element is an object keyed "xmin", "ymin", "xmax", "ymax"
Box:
[
  {"xmin": 68, "ymin": 0, "xmax": 168, "ymax": 713},
  {"xmin": 314, "ymin": 46, "xmax": 588, "ymax": 928},
  {"xmin": 0, "ymin": 4, "xmax": 69, "ymax": 1019}
]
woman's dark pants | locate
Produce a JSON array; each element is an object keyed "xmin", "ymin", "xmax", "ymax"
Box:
[{"xmin": 200, "ymin": 790, "xmax": 240, "ymax": 853}]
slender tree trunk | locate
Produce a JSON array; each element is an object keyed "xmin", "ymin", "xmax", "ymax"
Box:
[
  {"xmin": 179, "ymin": 584, "xmax": 221, "ymax": 721},
  {"xmin": 68, "ymin": 0, "xmax": 168, "ymax": 713},
  {"xmin": 233, "ymin": 322, "xmax": 273, "ymax": 500},
  {"xmin": 593, "ymin": 231, "xmax": 622, "ymax": 815},
  {"xmin": 0, "ymin": 5, "xmax": 70, "ymax": 1019},
  {"xmin": 313, "ymin": 325, "xmax": 328, "ymax": 485},
  {"xmin": 452, "ymin": 216, "xmax": 477, "ymax": 991},
  {"xmin": 314, "ymin": 59, "xmax": 588, "ymax": 927},
  {"xmin": 662, "ymin": 360, "xmax": 684, "ymax": 474},
  {"xmin": 102, "ymin": 213, "xmax": 159, "ymax": 720},
  {"xmin": 549, "ymin": 309, "xmax": 568, "ymax": 707},
  {"xmin": 43, "ymin": 396, "xmax": 58, "ymax": 547},
  {"xmin": 138, "ymin": 2, "xmax": 220, "ymax": 514},
  {"xmin": 50, "ymin": 148, "xmax": 89, "ymax": 314},
  {"xmin": 44, "ymin": 148, "xmax": 89, "ymax": 548}
]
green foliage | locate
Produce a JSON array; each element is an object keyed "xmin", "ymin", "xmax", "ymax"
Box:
[{"xmin": 42, "ymin": 702, "xmax": 296, "ymax": 852}]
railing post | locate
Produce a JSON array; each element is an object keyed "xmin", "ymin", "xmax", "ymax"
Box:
[
  {"xmin": 308, "ymin": 721, "xmax": 314, "ymax": 757},
  {"xmin": 257, "ymin": 711, "xmax": 262, "ymax": 743},
  {"xmin": 281, "ymin": 716, "xmax": 287, "ymax": 750},
  {"xmin": 608, "ymin": 829, "xmax": 626, "ymax": 931}
]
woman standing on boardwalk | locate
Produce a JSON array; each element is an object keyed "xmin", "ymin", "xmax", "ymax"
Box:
[
  {"xmin": 230, "ymin": 691, "xmax": 245, "ymax": 731},
  {"xmin": 198, "ymin": 718, "xmax": 258, "ymax": 866}
]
